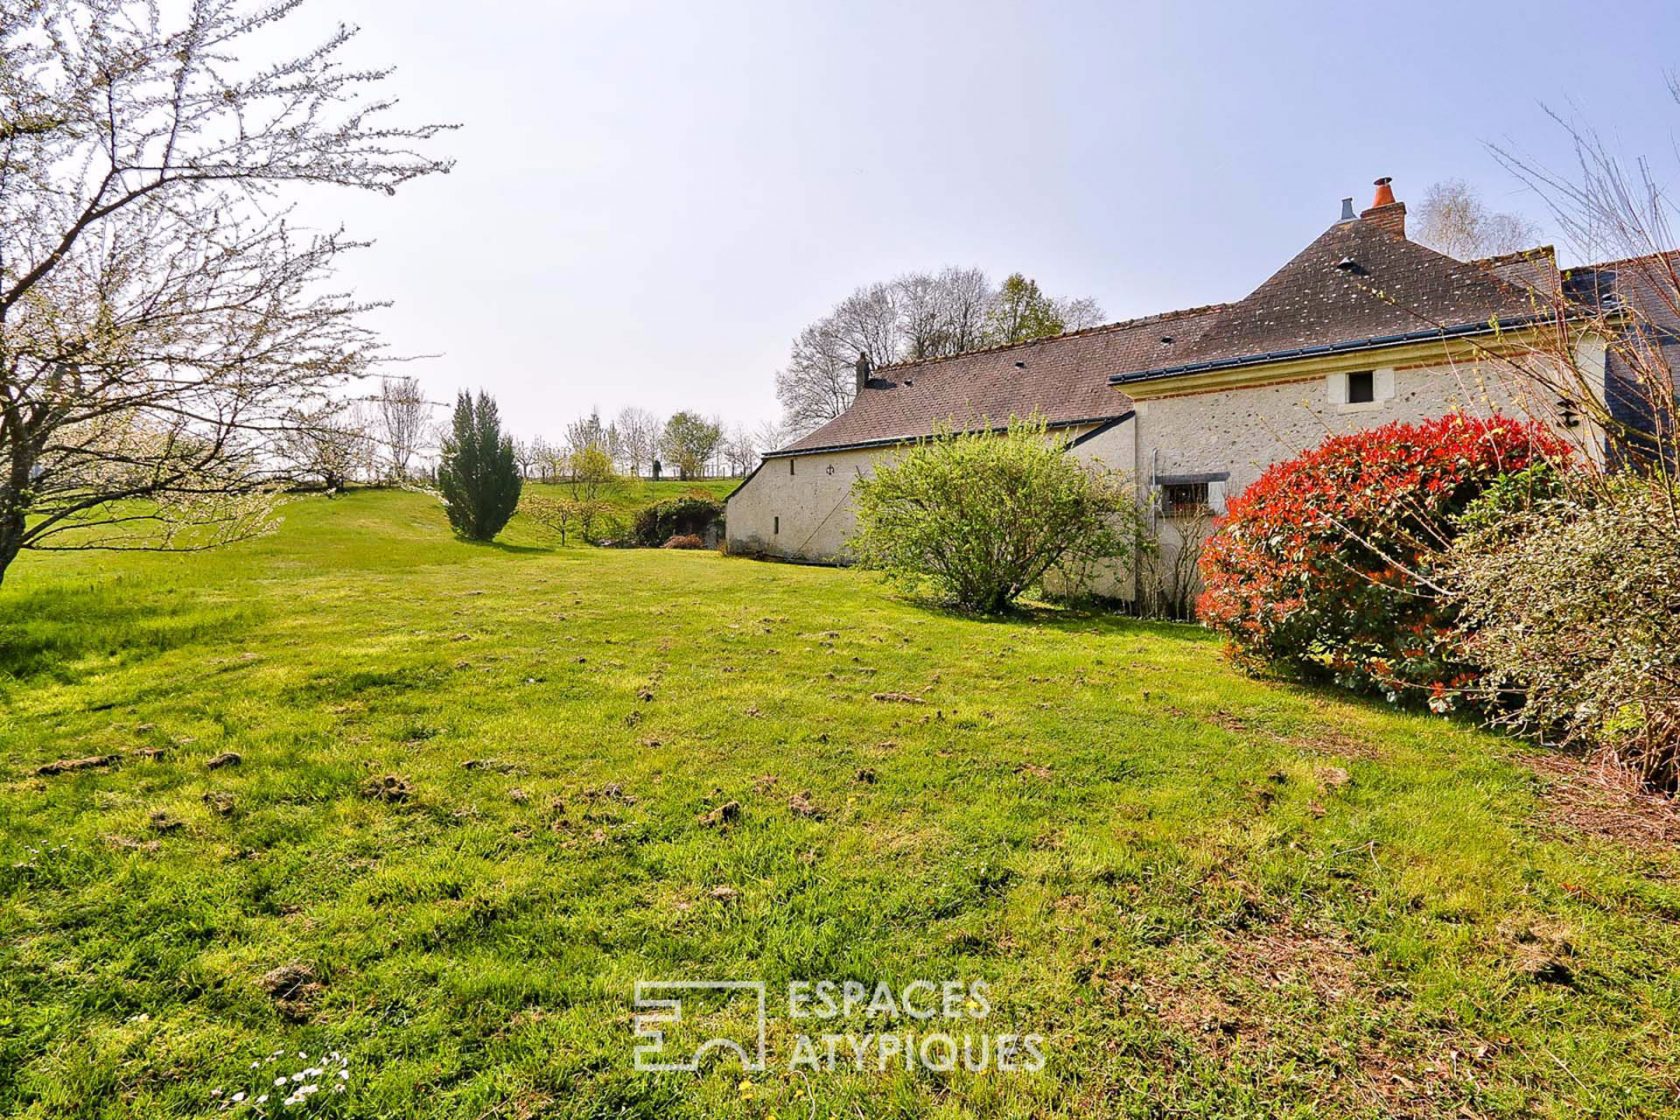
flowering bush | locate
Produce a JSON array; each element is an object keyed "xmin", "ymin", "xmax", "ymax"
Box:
[{"xmin": 1198, "ymin": 414, "xmax": 1570, "ymax": 705}]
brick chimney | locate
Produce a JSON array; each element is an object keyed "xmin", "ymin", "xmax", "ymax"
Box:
[
  {"xmin": 1360, "ymin": 176, "xmax": 1406, "ymax": 238},
  {"xmin": 854, "ymin": 351, "xmax": 873, "ymax": 392}
]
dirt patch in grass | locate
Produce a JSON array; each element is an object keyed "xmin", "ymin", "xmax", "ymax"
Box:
[
  {"xmin": 698, "ymin": 800, "xmax": 740, "ymax": 827},
  {"xmin": 788, "ymin": 789, "xmax": 825, "ymax": 819},
  {"xmin": 34, "ymin": 754, "xmax": 120, "ymax": 776},
  {"xmin": 1521, "ymin": 750, "xmax": 1680, "ymax": 851},
  {"xmin": 1290, "ymin": 727, "xmax": 1387, "ymax": 762},
  {"xmin": 1109, "ymin": 919, "xmax": 1492, "ymax": 1117},
  {"xmin": 360, "ymin": 774, "xmax": 413, "ymax": 802},
  {"xmin": 260, "ymin": 963, "xmax": 323, "ymax": 1023},
  {"xmin": 1122, "ymin": 920, "xmax": 1361, "ymax": 1046},
  {"xmin": 1206, "ymin": 709, "xmax": 1387, "ymax": 763}
]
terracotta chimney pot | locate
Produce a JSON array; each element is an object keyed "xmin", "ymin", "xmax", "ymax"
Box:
[{"xmin": 1360, "ymin": 176, "xmax": 1406, "ymax": 238}]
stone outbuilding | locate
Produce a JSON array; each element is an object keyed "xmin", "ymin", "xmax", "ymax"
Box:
[{"xmin": 727, "ymin": 179, "xmax": 1640, "ymax": 602}]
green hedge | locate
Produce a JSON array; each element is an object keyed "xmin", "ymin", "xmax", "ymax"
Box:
[{"xmin": 630, "ymin": 497, "xmax": 724, "ymax": 548}]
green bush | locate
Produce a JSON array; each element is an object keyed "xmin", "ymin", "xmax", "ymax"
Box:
[
  {"xmin": 1448, "ymin": 475, "xmax": 1680, "ymax": 791},
  {"xmin": 631, "ymin": 496, "xmax": 724, "ymax": 548},
  {"xmin": 849, "ymin": 415, "xmax": 1143, "ymax": 613}
]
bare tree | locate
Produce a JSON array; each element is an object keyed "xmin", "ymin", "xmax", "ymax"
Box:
[
  {"xmin": 0, "ymin": 0, "xmax": 452, "ymax": 583},
  {"xmin": 751, "ymin": 418, "xmax": 787, "ymax": 457},
  {"xmin": 614, "ymin": 406, "xmax": 659, "ymax": 478},
  {"xmin": 277, "ymin": 400, "xmax": 375, "ymax": 493},
  {"xmin": 721, "ymin": 423, "xmax": 758, "ymax": 477},
  {"xmin": 525, "ymin": 435, "xmax": 557, "ymax": 481},
  {"xmin": 774, "ymin": 267, "xmax": 1103, "ymax": 436},
  {"xmin": 374, "ymin": 376, "xmax": 429, "ymax": 482},
  {"xmin": 775, "ymin": 328, "xmax": 861, "ymax": 436},
  {"xmin": 565, "ymin": 408, "xmax": 609, "ymax": 455},
  {"xmin": 1056, "ymin": 295, "xmax": 1107, "ymax": 331},
  {"xmin": 775, "ymin": 282, "xmax": 900, "ymax": 435},
  {"xmin": 897, "ymin": 266, "xmax": 992, "ymax": 359},
  {"xmin": 511, "ymin": 438, "xmax": 540, "ymax": 481},
  {"xmin": 1487, "ymin": 100, "xmax": 1680, "ymax": 489},
  {"xmin": 1413, "ymin": 179, "xmax": 1543, "ymax": 260}
]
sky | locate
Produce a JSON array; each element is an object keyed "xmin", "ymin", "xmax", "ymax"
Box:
[{"xmin": 276, "ymin": 0, "xmax": 1680, "ymax": 439}]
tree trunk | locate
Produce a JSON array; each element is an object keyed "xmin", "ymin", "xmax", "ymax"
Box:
[{"xmin": 0, "ymin": 492, "xmax": 25, "ymax": 588}]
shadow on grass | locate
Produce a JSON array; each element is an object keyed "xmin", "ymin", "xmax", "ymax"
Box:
[
  {"xmin": 473, "ymin": 539, "xmax": 550, "ymax": 556},
  {"xmin": 885, "ymin": 592, "xmax": 1221, "ymax": 642},
  {"xmin": 0, "ymin": 579, "xmax": 260, "ymax": 686}
]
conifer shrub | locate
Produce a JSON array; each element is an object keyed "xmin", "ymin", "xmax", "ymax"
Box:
[{"xmin": 437, "ymin": 391, "xmax": 522, "ymax": 541}]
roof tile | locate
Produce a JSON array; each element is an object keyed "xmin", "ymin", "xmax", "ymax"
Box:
[{"xmin": 780, "ymin": 305, "xmax": 1227, "ymax": 454}]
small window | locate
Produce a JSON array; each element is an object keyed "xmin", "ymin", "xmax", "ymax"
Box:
[
  {"xmin": 1348, "ymin": 370, "xmax": 1375, "ymax": 404},
  {"xmin": 1162, "ymin": 482, "xmax": 1210, "ymax": 517},
  {"xmin": 773, "ymin": 516, "xmax": 779, "ymax": 535},
  {"xmin": 789, "ymin": 459, "xmax": 795, "ymax": 476}
]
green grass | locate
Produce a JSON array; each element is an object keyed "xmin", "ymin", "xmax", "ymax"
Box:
[
  {"xmin": 1, "ymin": 489, "xmax": 1676, "ymax": 1119},
  {"xmin": 519, "ymin": 477, "xmax": 735, "ymax": 527}
]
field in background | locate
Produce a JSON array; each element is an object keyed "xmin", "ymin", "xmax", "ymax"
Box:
[
  {"xmin": 2, "ymin": 489, "xmax": 1677, "ymax": 1119},
  {"xmin": 516, "ymin": 476, "xmax": 735, "ymax": 526}
]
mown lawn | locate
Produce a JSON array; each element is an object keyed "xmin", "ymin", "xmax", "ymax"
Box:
[{"xmin": 1, "ymin": 489, "xmax": 1677, "ymax": 1119}]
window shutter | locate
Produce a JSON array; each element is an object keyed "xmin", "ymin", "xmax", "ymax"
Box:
[{"xmin": 1208, "ymin": 480, "xmax": 1227, "ymax": 515}]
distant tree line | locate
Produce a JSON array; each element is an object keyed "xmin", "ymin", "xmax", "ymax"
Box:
[
  {"xmin": 512, "ymin": 407, "xmax": 781, "ymax": 482},
  {"xmin": 278, "ymin": 389, "xmax": 788, "ymax": 490}
]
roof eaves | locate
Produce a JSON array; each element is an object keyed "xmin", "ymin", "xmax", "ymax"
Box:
[
  {"xmin": 1107, "ymin": 314, "xmax": 1559, "ymax": 386},
  {"xmin": 769, "ymin": 414, "xmax": 1130, "ymax": 458}
]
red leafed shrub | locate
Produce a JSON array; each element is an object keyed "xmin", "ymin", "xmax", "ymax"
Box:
[
  {"xmin": 1197, "ymin": 415, "xmax": 1571, "ymax": 706},
  {"xmin": 661, "ymin": 534, "xmax": 706, "ymax": 550}
]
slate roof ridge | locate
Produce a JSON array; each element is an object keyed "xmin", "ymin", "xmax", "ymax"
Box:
[
  {"xmin": 1574, "ymin": 248, "xmax": 1680, "ymax": 273},
  {"xmin": 873, "ymin": 302, "xmax": 1232, "ymax": 376}
]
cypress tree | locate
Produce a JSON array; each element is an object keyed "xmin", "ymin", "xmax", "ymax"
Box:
[{"xmin": 437, "ymin": 391, "xmax": 522, "ymax": 540}]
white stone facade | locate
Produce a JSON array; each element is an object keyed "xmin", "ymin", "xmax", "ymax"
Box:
[{"xmin": 726, "ymin": 343, "xmax": 1602, "ymax": 605}]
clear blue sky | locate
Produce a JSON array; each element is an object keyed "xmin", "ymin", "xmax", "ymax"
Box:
[{"xmin": 284, "ymin": 0, "xmax": 1680, "ymax": 435}]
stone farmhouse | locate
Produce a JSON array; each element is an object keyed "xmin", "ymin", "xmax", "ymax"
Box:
[{"xmin": 726, "ymin": 179, "xmax": 1648, "ymax": 600}]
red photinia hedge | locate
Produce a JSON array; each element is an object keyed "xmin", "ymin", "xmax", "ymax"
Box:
[{"xmin": 1197, "ymin": 414, "xmax": 1571, "ymax": 707}]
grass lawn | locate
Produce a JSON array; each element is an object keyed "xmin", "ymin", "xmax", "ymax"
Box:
[{"xmin": 2, "ymin": 489, "xmax": 1677, "ymax": 1119}]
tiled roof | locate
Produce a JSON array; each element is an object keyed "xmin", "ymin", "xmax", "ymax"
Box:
[
  {"xmin": 1575, "ymin": 251, "xmax": 1680, "ymax": 334},
  {"xmin": 1111, "ymin": 217, "xmax": 1545, "ymax": 384},
  {"xmin": 777, "ymin": 305, "xmax": 1228, "ymax": 455},
  {"xmin": 1469, "ymin": 245, "xmax": 1560, "ymax": 294}
]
